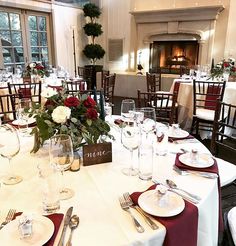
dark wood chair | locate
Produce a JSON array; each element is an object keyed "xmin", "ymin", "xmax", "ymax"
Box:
[
  {"xmin": 8, "ymin": 82, "xmax": 42, "ymax": 109},
  {"xmin": 222, "ymin": 209, "xmax": 236, "ymax": 246},
  {"xmin": 211, "ymin": 100, "xmax": 236, "ymax": 157},
  {"xmin": 0, "ymin": 94, "xmax": 16, "ymax": 123},
  {"xmin": 146, "ymin": 72, "xmax": 161, "ymax": 92},
  {"xmin": 101, "ymin": 70, "xmax": 110, "ymax": 88},
  {"xmin": 65, "ymin": 80, "xmax": 87, "ymax": 95},
  {"xmin": 190, "ymin": 80, "xmax": 226, "ymax": 137},
  {"xmin": 77, "ymin": 66, "xmax": 93, "ymax": 89},
  {"xmin": 137, "ymin": 90, "xmax": 177, "ymax": 124},
  {"xmin": 102, "ymin": 73, "xmax": 116, "ymax": 104}
]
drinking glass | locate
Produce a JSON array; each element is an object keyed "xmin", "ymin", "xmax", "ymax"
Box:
[
  {"xmin": 121, "ymin": 99, "xmax": 135, "ymax": 122},
  {"xmin": 121, "ymin": 124, "xmax": 140, "ymax": 176},
  {"xmin": 0, "ymin": 124, "xmax": 22, "ymax": 185},
  {"xmin": 154, "ymin": 122, "xmax": 169, "ymax": 156},
  {"xmin": 140, "ymin": 107, "xmax": 156, "ymax": 137},
  {"xmin": 49, "ymin": 134, "xmax": 74, "ymax": 200},
  {"xmin": 17, "ymin": 98, "xmax": 32, "ymax": 136}
]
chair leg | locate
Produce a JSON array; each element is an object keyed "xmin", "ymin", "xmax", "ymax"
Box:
[{"xmin": 190, "ymin": 117, "xmax": 196, "ymax": 135}]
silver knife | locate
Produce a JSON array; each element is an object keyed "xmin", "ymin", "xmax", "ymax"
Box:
[
  {"xmin": 58, "ymin": 207, "xmax": 73, "ymax": 246},
  {"xmin": 152, "ymin": 179, "xmax": 200, "ymax": 204}
]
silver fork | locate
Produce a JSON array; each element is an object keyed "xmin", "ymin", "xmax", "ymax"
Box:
[
  {"xmin": 119, "ymin": 196, "xmax": 144, "ymax": 233},
  {"xmin": 123, "ymin": 192, "xmax": 159, "ymax": 230},
  {"xmin": 0, "ymin": 209, "xmax": 16, "ymax": 230},
  {"xmin": 173, "ymin": 166, "xmax": 218, "ymax": 179}
]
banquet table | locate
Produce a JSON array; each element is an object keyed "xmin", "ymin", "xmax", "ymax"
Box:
[
  {"xmin": 0, "ymin": 123, "xmax": 221, "ymax": 246},
  {"xmin": 170, "ymin": 78, "xmax": 236, "ymax": 130}
]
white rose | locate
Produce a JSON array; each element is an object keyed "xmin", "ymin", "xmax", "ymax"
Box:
[
  {"xmin": 29, "ymin": 63, "xmax": 36, "ymax": 68},
  {"xmin": 52, "ymin": 106, "xmax": 71, "ymax": 124},
  {"xmin": 41, "ymin": 87, "xmax": 58, "ymax": 98}
]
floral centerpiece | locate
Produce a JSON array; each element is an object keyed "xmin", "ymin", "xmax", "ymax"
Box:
[
  {"xmin": 30, "ymin": 86, "xmax": 111, "ymax": 153},
  {"xmin": 211, "ymin": 58, "xmax": 236, "ymax": 78},
  {"xmin": 23, "ymin": 62, "xmax": 45, "ymax": 78}
]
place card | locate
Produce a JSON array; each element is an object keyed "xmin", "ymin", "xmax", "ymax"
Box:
[{"xmin": 83, "ymin": 142, "xmax": 112, "ymax": 166}]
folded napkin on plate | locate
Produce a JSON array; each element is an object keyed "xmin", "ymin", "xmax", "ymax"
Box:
[
  {"xmin": 168, "ymin": 134, "xmax": 194, "ymax": 142},
  {"xmin": 8, "ymin": 121, "xmax": 36, "ymax": 128},
  {"xmin": 13, "ymin": 212, "xmax": 64, "ymax": 246},
  {"xmin": 175, "ymin": 153, "xmax": 223, "ymax": 232},
  {"xmin": 131, "ymin": 184, "xmax": 198, "ymax": 246}
]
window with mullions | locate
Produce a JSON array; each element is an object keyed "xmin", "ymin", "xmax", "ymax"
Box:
[
  {"xmin": 0, "ymin": 11, "xmax": 24, "ymax": 68},
  {"xmin": 54, "ymin": 0, "xmax": 90, "ymax": 7},
  {"xmin": 28, "ymin": 15, "xmax": 49, "ymax": 63}
]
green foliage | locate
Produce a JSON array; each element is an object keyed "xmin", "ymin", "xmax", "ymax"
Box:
[
  {"xmin": 83, "ymin": 44, "xmax": 105, "ymax": 64},
  {"xmin": 83, "ymin": 23, "xmax": 103, "ymax": 37},
  {"xmin": 83, "ymin": 3, "xmax": 101, "ymax": 19}
]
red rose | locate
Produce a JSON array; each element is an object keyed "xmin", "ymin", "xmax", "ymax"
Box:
[
  {"xmin": 35, "ymin": 64, "xmax": 44, "ymax": 70},
  {"xmin": 232, "ymin": 67, "xmax": 236, "ymax": 72},
  {"xmin": 86, "ymin": 108, "xmax": 98, "ymax": 120},
  {"xmin": 64, "ymin": 97, "xmax": 80, "ymax": 107},
  {"xmin": 223, "ymin": 62, "xmax": 230, "ymax": 68},
  {"xmin": 44, "ymin": 99, "xmax": 56, "ymax": 109},
  {"xmin": 83, "ymin": 96, "xmax": 96, "ymax": 108}
]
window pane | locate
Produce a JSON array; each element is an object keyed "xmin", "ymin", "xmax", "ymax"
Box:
[
  {"xmin": 0, "ymin": 31, "xmax": 11, "ymax": 44},
  {"xmin": 38, "ymin": 16, "xmax": 46, "ymax": 31},
  {"xmin": 12, "ymin": 31, "xmax": 22, "ymax": 46},
  {"xmin": 28, "ymin": 16, "xmax": 37, "ymax": 30},
  {"xmin": 10, "ymin": 13, "xmax": 20, "ymax": 30},
  {"xmin": 31, "ymin": 47, "xmax": 40, "ymax": 61},
  {"xmin": 2, "ymin": 47, "xmax": 13, "ymax": 63},
  {"xmin": 14, "ymin": 47, "xmax": 24, "ymax": 62},
  {"xmin": 40, "ymin": 32, "xmax": 47, "ymax": 46},
  {"xmin": 41, "ymin": 47, "xmax": 48, "ymax": 61},
  {"xmin": 30, "ymin": 31, "xmax": 38, "ymax": 46},
  {"xmin": 0, "ymin": 12, "xmax": 9, "ymax": 29}
]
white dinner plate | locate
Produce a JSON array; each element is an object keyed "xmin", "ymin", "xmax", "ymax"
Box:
[
  {"xmin": 0, "ymin": 215, "xmax": 54, "ymax": 246},
  {"xmin": 138, "ymin": 190, "xmax": 185, "ymax": 217},
  {"xmin": 179, "ymin": 152, "xmax": 214, "ymax": 168},
  {"xmin": 11, "ymin": 117, "xmax": 36, "ymax": 126},
  {"xmin": 168, "ymin": 129, "xmax": 189, "ymax": 139}
]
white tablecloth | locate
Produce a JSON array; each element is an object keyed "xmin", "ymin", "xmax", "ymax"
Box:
[{"xmin": 0, "ymin": 125, "xmax": 220, "ymax": 246}]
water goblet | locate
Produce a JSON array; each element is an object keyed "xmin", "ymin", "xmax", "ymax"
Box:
[
  {"xmin": 140, "ymin": 107, "xmax": 156, "ymax": 137},
  {"xmin": 121, "ymin": 123, "xmax": 140, "ymax": 176},
  {"xmin": 0, "ymin": 124, "xmax": 22, "ymax": 185},
  {"xmin": 121, "ymin": 99, "xmax": 135, "ymax": 122},
  {"xmin": 49, "ymin": 134, "xmax": 74, "ymax": 200}
]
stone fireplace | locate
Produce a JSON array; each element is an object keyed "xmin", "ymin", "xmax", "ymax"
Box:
[{"xmin": 130, "ymin": 5, "xmax": 224, "ymax": 73}]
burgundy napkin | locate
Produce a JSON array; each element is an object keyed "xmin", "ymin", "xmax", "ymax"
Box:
[
  {"xmin": 13, "ymin": 212, "xmax": 64, "ymax": 246},
  {"xmin": 175, "ymin": 153, "xmax": 224, "ymax": 232},
  {"xmin": 8, "ymin": 120, "xmax": 36, "ymax": 129},
  {"xmin": 131, "ymin": 184, "xmax": 198, "ymax": 246}
]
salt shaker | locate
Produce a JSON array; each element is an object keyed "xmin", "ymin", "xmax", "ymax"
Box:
[{"xmin": 18, "ymin": 215, "xmax": 33, "ymax": 239}]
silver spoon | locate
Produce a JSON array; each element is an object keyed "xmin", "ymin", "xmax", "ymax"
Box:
[
  {"xmin": 66, "ymin": 215, "xmax": 80, "ymax": 246},
  {"xmin": 166, "ymin": 179, "xmax": 201, "ymax": 201}
]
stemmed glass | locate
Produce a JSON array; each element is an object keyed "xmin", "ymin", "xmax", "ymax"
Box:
[
  {"xmin": 140, "ymin": 107, "xmax": 156, "ymax": 137},
  {"xmin": 121, "ymin": 123, "xmax": 141, "ymax": 176},
  {"xmin": 17, "ymin": 98, "xmax": 32, "ymax": 136},
  {"xmin": 0, "ymin": 124, "xmax": 22, "ymax": 185},
  {"xmin": 49, "ymin": 134, "xmax": 74, "ymax": 200},
  {"xmin": 121, "ymin": 99, "xmax": 135, "ymax": 122}
]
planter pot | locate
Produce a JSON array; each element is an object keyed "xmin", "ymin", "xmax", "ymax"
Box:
[{"xmin": 85, "ymin": 65, "xmax": 103, "ymax": 89}]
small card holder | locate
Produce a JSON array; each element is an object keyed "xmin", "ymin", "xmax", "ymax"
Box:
[{"xmin": 83, "ymin": 142, "xmax": 112, "ymax": 166}]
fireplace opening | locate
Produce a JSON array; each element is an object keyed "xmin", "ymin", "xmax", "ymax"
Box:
[{"xmin": 149, "ymin": 40, "xmax": 199, "ymax": 74}]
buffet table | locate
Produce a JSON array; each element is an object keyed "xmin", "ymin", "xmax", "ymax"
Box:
[{"xmin": 0, "ymin": 123, "xmax": 222, "ymax": 246}]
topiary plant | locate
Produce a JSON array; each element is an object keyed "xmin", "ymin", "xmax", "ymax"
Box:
[{"xmin": 82, "ymin": 3, "xmax": 105, "ymax": 65}]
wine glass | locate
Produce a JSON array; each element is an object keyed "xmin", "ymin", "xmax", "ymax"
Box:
[
  {"xmin": 121, "ymin": 99, "xmax": 135, "ymax": 122},
  {"xmin": 49, "ymin": 134, "xmax": 74, "ymax": 200},
  {"xmin": 0, "ymin": 124, "xmax": 22, "ymax": 185},
  {"xmin": 17, "ymin": 98, "xmax": 32, "ymax": 136},
  {"xmin": 121, "ymin": 124, "xmax": 140, "ymax": 176}
]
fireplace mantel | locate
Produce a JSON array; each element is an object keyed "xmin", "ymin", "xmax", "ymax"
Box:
[{"xmin": 130, "ymin": 5, "xmax": 224, "ymax": 23}]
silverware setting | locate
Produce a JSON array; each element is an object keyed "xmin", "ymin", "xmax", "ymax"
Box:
[
  {"xmin": 173, "ymin": 166, "xmax": 218, "ymax": 179},
  {"xmin": 0, "ymin": 209, "xmax": 16, "ymax": 230},
  {"xmin": 123, "ymin": 192, "xmax": 159, "ymax": 230},
  {"xmin": 66, "ymin": 215, "xmax": 80, "ymax": 246},
  {"xmin": 152, "ymin": 179, "xmax": 200, "ymax": 204},
  {"xmin": 119, "ymin": 196, "xmax": 145, "ymax": 233}
]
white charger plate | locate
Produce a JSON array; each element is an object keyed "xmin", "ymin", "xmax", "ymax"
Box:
[
  {"xmin": 168, "ymin": 129, "xmax": 189, "ymax": 139},
  {"xmin": 0, "ymin": 215, "xmax": 54, "ymax": 246},
  {"xmin": 179, "ymin": 152, "xmax": 214, "ymax": 168},
  {"xmin": 11, "ymin": 118, "xmax": 36, "ymax": 126},
  {"xmin": 138, "ymin": 190, "xmax": 185, "ymax": 217}
]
